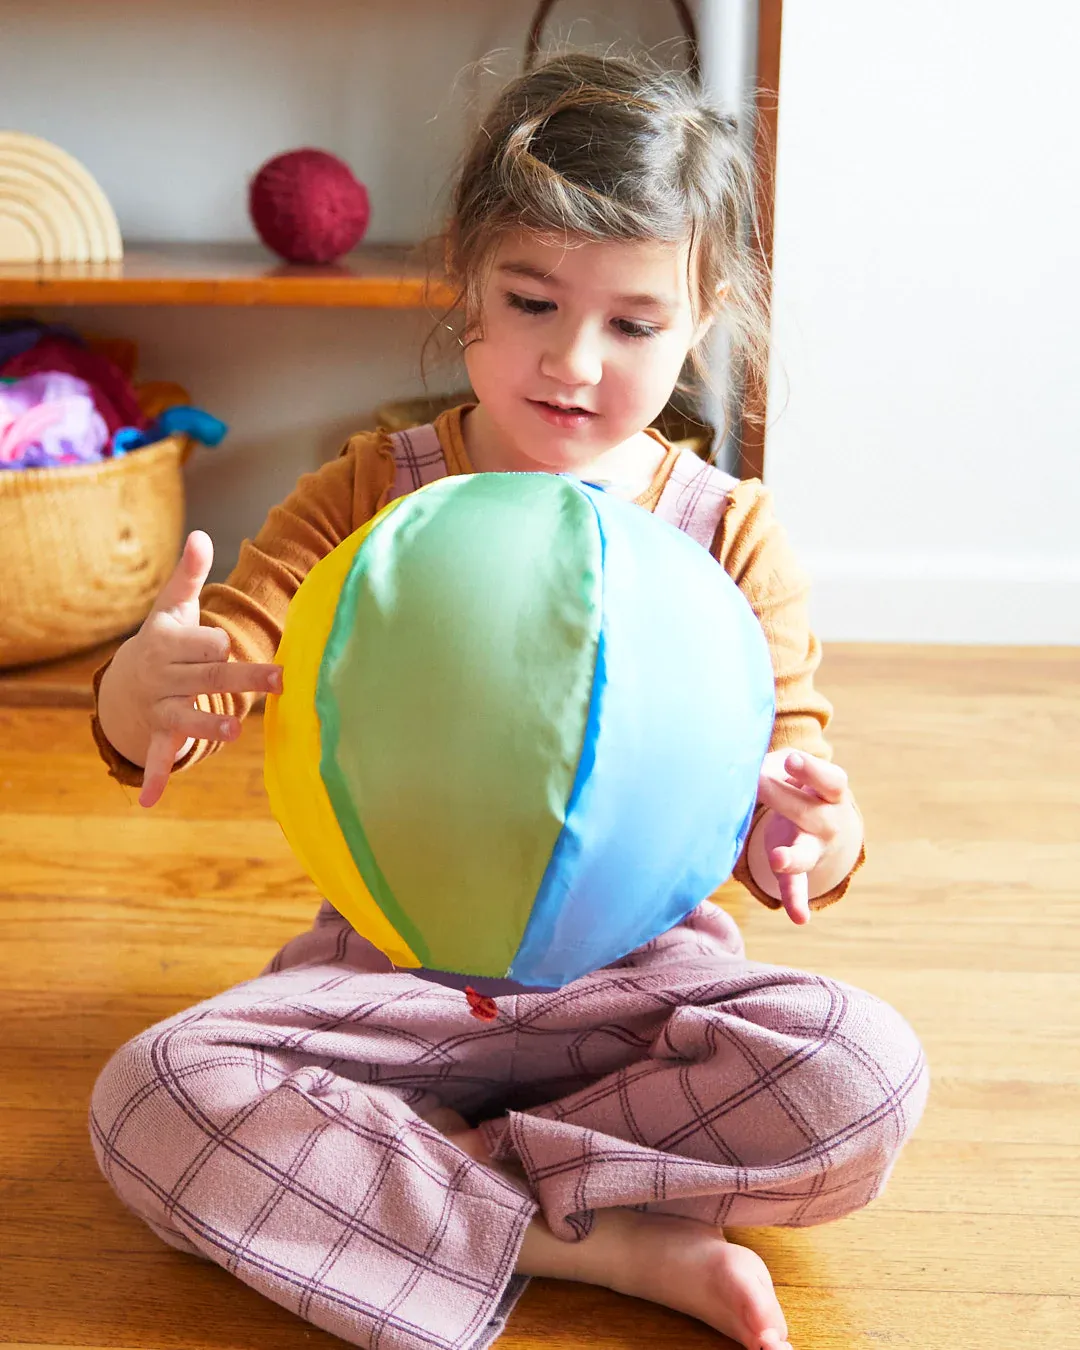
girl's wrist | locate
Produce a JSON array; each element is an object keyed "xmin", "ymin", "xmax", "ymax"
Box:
[{"xmin": 96, "ymin": 639, "xmax": 152, "ymax": 767}]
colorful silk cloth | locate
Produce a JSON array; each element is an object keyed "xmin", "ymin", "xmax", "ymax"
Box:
[
  {"xmin": 90, "ymin": 899, "xmax": 929, "ymax": 1350},
  {"xmin": 0, "ymin": 371, "xmax": 108, "ymax": 468},
  {"xmin": 1, "ymin": 331, "xmax": 147, "ymax": 434}
]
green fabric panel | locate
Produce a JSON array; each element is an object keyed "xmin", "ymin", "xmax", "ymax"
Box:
[{"xmin": 318, "ymin": 474, "xmax": 600, "ymax": 977}]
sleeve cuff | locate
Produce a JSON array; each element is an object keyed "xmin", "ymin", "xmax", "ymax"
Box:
[{"xmin": 90, "ymin": 658, "xmax": 144, "ymax": 787}]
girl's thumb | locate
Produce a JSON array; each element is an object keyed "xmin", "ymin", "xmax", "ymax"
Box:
[{"xmin": 152, "ymin": 530, "xmax": 215, "ymax": 618}]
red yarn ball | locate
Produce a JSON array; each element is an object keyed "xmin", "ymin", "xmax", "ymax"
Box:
[{"xmin": 249, "ymin": 149, "xmax": 370, "ymax": 264}]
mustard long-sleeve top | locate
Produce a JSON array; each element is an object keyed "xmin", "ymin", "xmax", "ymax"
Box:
[{"xmin": 91, "ymin": 402, "xmax": 864, "ymax": 911}]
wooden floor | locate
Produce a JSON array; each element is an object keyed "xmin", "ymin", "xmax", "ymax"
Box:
[{"xmin": 1, "ymin": 644, "xmax": 1077, "ymax": 1350}]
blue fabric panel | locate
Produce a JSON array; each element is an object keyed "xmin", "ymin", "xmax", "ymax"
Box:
[{"xmin": 509, "ymin": 483, "xmax": 775, "ymax": 988}]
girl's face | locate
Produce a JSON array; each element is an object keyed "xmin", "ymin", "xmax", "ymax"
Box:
[{"xmin": 462, "ymin": 229, "xmax": 712, "ymax": 474}]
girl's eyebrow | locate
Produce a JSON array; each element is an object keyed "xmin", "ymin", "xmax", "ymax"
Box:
[{"xmin": 497, "ymin": 260, "xmax": 676, "ymax": 313}]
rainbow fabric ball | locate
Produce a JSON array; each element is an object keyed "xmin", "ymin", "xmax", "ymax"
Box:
[{"xmin": 264, "ymin": 473, "xmax": 774, "ymax": 991}]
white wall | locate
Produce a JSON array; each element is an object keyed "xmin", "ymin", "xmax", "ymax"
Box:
[
  {"xmin": 3, "ymin": 0, "xmax": 744, "ymax": 579},
  {"xmin": 765, "ymin": 1, "xmax": 1080, "ymax": 643}
]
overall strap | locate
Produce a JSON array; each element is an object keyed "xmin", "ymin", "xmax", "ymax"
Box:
[
  {"xmin": 653, "ymin": 446, "xmax": 739, "ymax": 553},
  {"xmin": 386, "ymin": 422, "xmax": 449, "ymax": 503},
  {"xmin": 387, "ymin": 424, "xmax": 736, "ymax": 556}
]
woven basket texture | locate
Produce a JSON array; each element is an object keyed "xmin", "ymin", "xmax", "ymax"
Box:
[{"xmin": 0, "ymin": 434, "xmax": 189, "ymax": 669}]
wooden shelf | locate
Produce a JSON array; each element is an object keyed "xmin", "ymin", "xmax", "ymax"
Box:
[
  {"xmin": 0, "ymin": 241, "xmax": 456, "ymax": 309},
  {"xmin": 0, "ymin": 638, "xmax": 123, "ymax": 708}
]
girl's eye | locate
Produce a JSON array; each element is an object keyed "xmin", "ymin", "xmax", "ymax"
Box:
[
  {"xmin": 504, "ymin": 292, "xmax": 659, "ymax": 340},
  {"xmin": 505, "ymin": 292, "xmax": 554, "ymax": 316},
  {"xmin": 615, "ymin": 319, "xmax": 659, "ymax": 341}
]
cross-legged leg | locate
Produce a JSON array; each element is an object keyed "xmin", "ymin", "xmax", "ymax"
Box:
[
  {"xmin": 90, "ymin": 911, "xmax": 540, "ymax": 1350},
  {"xmin": 427, "ymin": 1108, "xmax": 793, "ymax": 1350},
  {"xmin": 427, "ymin": 906, "xmax": 929, "ymax": 1350}
]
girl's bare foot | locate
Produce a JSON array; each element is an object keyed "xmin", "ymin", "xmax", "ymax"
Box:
[
  {"xmin": 423, "ymin": 1114, "xmax": 791, "ymax": 1350},
  {"xmin": 519, "ymin": 1208, "xmax": 791, "ymax": 1350},
  {"xmin": 419, "ymin": 1106, "xmax": 473, "ymax": 1135}
]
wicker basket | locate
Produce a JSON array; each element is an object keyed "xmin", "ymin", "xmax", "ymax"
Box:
[
  {"xmin": 373, "ymin": 392, "xmax": 716, "ymax": 461},
  {"xmin": 0, "ymin": 434, "xmax": 190, "ymax": 669}
]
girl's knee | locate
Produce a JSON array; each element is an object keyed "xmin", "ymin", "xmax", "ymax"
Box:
[
  {"xmin": 714, "ymin": 973, "xmax": 929, "ymax": 1197},
  {"xmin": 778, "ymin": 977, "xmax": 929, "ymax": 1219},
  {"xmin": 89, "ymin": 1016, "xmax": 255, "ymax": 1225},
  {"xmin": 90, "ymin": 1025, "xmax": 160, "ymax": 1158},
  {"xmin": 739, "ymin": 970, "xmax": 928, "ymax": 1132},
  {"xmin": 90, "ymin": 1024, "xmax": 176, "ymax": 1225},
  {"xmin": 828, "ymin": 979, "xmax": 930, "ymax": 1145}
]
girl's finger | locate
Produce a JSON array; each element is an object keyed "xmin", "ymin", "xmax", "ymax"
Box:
[
  {"xmin": 784, "ymin": 751, "xmax": 848, "ymax": 804},
  {"xmin": 768, "ymin": 832, "xmax": 825, "ymax": 877},
  {"xmin": 778, "ymin": 870, "xmax": 811, "ymax": 925},
  {"xmin": 149, "ymin": 531, "xmax": 215, "ymax": 619},
  {"xmin": 757, "ymin": 773, "xmax": 834, "ymax": 838},
  {"xmin": 139, "ymin": 728, "xmax": 183, "ymax": 809},
  {"xmin": 166, "ymin": 662, "xmax": 283, "ymax": 699},
  {"xmin": 155, "ymin": 698, "xmax": 241, "ymax": 745},
  {"xmin": 158, "ymin": 623, "xmax": 231, "ymax": 664}
]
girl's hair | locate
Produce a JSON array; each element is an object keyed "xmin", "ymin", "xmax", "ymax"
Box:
[{"xmin": 423, "ymin": 49, "xmax": 771, "ymax": 427}]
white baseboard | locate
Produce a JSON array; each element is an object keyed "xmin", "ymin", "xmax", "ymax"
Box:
[{"xmin": 799, "ymin": 554, "xmax": 1080, "ymax": 644}]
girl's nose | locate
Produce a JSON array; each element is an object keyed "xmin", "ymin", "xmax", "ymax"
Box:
[{"xmin": 539, "ymin": 325, "xmax": 602, "ymax": 388}]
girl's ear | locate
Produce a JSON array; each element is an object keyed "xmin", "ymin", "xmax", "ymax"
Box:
[
  {"xmin": 691, "ymin": 309, "xmax": 717, "ymax": 347},
  {"xmin": 691, "ymin": 282, "xmax": 730, "ymax": 346}
]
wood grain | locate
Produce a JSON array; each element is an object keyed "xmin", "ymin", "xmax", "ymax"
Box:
[
  {"xmin": 1, "ymin": 644, "xmax": 1077, "ymax": 1348},
  {"xmin": 0, "ymin": 241, "xmax": 456, "ymax": 309}
]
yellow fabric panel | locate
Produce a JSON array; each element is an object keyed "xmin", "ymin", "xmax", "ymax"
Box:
[{"xmin": 263, "ymin": 498, "xmax": 421, "ymax": 969}]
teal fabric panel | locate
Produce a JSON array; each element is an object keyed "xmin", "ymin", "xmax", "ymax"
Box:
[{"xmin": 318, "ymin": 474, "xmax": 601, "ymax": 978}]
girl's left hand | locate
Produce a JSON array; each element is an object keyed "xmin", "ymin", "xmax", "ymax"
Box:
[{"xmin": 751, "ymin": 750, "xmax": 862, "ymax": 925}]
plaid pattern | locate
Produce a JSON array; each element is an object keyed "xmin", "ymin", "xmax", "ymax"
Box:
[
  {"xmin": 390, "ymin": 424, "xmax": 449, "ymax": 501},
  {"xmin": 91, "ymin": 901, "xmax": 928, "ymax": 1350},
  {"xmin": 654, "ymin": 449, "xmax": 738, "ymax": 549}
]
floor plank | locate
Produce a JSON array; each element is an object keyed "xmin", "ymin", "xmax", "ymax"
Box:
[{"xmin": 1, "ymin": 644, "xmax": 1077, "ymax": 1348}]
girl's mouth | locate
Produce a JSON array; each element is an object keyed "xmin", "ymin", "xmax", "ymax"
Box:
[{"xmin": 529, "ymin": 399, "xmax": 597, "ymax": 428}]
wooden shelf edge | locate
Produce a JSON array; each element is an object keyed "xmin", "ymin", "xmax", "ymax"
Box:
[
  {"xmin": 0, "ymin": 639, "xmax": 122, "ymax": 708},
  {"xmin": 0, "ymin": 241, "xmax": 458, "ymax": 310}
]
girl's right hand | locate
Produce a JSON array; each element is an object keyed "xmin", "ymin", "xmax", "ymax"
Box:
[{"xmin": 96, "ymin": 530, "xmax": 283, "ymax": 809}]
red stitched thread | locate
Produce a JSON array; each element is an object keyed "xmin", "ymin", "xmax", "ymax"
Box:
[{"xmin": 464, "ymin": 987, "xmax": 499, "ymax": 1022}]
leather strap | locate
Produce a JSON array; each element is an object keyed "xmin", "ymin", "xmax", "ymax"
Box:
[{"xmin": 523, "ymin": 0, "xmax": 700, "ymax": 86}]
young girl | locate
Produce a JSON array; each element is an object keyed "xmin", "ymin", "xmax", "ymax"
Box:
[{"xmin": 90, "ymin": 53, "xmax": 928, "ymax": 1350}]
